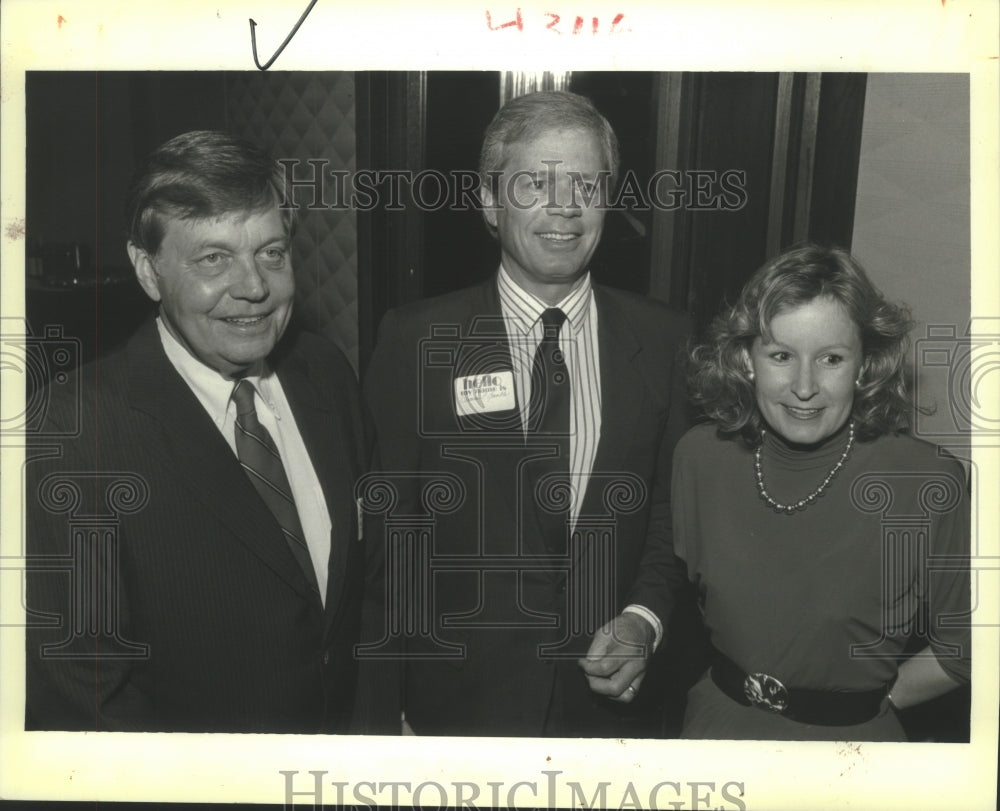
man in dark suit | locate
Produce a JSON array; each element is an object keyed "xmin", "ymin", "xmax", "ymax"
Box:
[
  {"xmin": 25, "ymin": 131, "xmax": 366, "ymax": 732},
  {"xmin": 360, "ymin": 91, "xmax": 691, "ymax": 736}
]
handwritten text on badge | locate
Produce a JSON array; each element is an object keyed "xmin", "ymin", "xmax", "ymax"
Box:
[{"xmin": 454, "ymin": 371, "xmax": 516, "ymax": 416}]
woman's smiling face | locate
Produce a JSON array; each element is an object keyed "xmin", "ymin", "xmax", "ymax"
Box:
[{"xmin": 748, "ymin": 295, "xmax": 864, "ymax": 446}]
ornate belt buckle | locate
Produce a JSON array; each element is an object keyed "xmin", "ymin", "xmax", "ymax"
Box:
[{"xmin": 744, "ymin": 672, "xmax": 789, "ymax": 713}]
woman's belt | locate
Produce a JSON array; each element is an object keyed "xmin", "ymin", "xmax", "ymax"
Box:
[{"xmin": 710, "ymin": 647, "xmax": 891, "ymax": 726}]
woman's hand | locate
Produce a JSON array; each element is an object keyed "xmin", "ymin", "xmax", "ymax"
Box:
[{"xmin": 888, "ymin": 646, "xmax": 965, "ymax": 710}]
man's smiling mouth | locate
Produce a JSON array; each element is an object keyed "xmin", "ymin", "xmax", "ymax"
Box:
[{"xmin": 223, "ymin": 315, "xmax": 268, "ymax": 326}]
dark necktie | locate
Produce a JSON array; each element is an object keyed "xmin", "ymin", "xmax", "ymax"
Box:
[
  {"xmin": 529, "ymin": 308, "xmax": 571, "ymax": 434},
  {"xmin": 232, "ymin": 379, "xmax": 321, "ymax": 600},
  {"xmin": 527, "ymin": 308, "xmax": 571, "ymax": 551}
]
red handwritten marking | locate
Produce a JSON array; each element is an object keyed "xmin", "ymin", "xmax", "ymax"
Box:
[
  {"xmin": 485, "ymin": 9, "xmax": 523, "ymax": 30},
  {"xmin": 57, "ymin": 15, "xmax": 66, "ymax": 28},
  {"xmin": 491, "ymin": 10, "xmax": 626, "ymax": 33}
]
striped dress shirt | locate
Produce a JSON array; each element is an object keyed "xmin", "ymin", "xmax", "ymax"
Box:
[
  {"xmin": 497, "ymin": 266, "xmax": 601, "ymax": 527},
  {"xmin": 496, "ymin": 268, "xmax": 662, "ymax": 647}
]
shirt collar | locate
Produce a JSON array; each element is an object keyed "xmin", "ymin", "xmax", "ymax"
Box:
[
  {"xmin": 496, "ymin": 265, "xmax": 593, "ymax": 336},
  {"xmin": 156, "ymin": 317, "xmax": 271, "ymax": 427}
]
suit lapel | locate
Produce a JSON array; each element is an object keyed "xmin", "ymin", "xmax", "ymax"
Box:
[
  {"xmin": 125, "ymin": 320, "xmax": 320, "ymax": 605},
  {"xmin": 452, "ymin": 282, "xmax": 539, "ymax": 554},
  {"xmin": 275, "ymin": 348, "xmax": 358, "ymax": 625},
  {"xmin": 454, "ymin": 285, "xmax": 521, "ymax": 435},
  {"xmin": 462, "ymin": 278, "xmax": 578, "ymax": 558},
  {"xmin": 582, "ymin": 288, "xmax": 645, "ymax": 520}
]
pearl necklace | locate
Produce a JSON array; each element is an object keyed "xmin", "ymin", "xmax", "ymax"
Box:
[{"xmin": 754, "ymin": 421, "xmax": 855, "ymax": 514}]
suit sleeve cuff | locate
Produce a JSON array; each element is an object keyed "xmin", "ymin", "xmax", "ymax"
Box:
[{"xmin": 622, "ymin": 604, "xmax": 663, "ymax": 651}]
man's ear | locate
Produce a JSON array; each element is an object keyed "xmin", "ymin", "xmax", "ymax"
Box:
[
  {"xmin": 128, "ymin": 242, "xmax": 162, "ymax": 303},
  {"xmin": 479, "ymin": 182, "xmax": 499, "ymax": 230}
]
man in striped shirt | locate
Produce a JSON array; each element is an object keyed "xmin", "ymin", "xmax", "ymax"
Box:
[{"xmin": 361, "ymin": 91, "xmax": 692, "ymax": 737}]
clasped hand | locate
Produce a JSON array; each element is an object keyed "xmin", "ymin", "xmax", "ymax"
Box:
[{"xmin": 578, "ymin": 613, "xmax": 655, "ymax": 703}]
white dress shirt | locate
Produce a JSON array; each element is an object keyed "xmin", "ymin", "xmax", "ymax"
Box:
[
  {"xmin": 496, "ymin": 269, "xmax": 662, "ymax": 647},
  {"xmin": 157, "ymin": 319, "xmax": 332, "ymax": 605},
  {"xmin": 497, "ymin": 266, "xmax": 601, "ymax": 526}
]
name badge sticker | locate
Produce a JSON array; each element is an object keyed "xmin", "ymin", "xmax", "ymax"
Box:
[{"xmin": 454, "ymin": 371, "xmax": 516, "ymax": 416}]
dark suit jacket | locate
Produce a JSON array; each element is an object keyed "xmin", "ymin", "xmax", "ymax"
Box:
[
  {"xmin": 25, "ymin": 318, "xmax": 367, "ymax": 733},
  {"xmin": 360, "ymin": 277, "xmax": 691, "ymax": 736}
]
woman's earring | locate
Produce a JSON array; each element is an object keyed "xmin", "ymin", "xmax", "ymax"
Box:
[{"xmin": 748, "ymin": 370, "xmax": 755, "ymax": 381}]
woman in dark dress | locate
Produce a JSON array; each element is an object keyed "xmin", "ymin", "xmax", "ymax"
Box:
[{"xmin": 672, "ymin": 244, "xmax": 970, "ymax": 740}]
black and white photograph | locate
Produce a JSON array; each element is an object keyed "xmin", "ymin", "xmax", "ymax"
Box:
[{"xmin": 1, "ymin": 1, "xmax": 997, "ymax": 809}]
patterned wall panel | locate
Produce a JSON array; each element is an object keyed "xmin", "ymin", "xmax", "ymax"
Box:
[{"xmin": 226, "ymin": 72, "xmax": 359, "ymax": 371}]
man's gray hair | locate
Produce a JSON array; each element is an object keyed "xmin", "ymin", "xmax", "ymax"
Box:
[{"xmin": 478, "ymin": 91, "xmax": 620, "ymax": 193}]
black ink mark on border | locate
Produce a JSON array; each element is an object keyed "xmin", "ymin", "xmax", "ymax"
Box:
[{"xmin": 249, "ymin": 0, "xmax": 320, "ymax": 71}]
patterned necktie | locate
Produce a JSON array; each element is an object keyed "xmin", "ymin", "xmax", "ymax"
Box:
[
  {"xmin": 527, "ymin": 308, "xmax": 571, "ymax": 551},
  {"xmin": 529, "ymin": 308, "xmax": 571, "ymax": 434},
  {"xmin": 232, "ymin": 379, "xmax": 320, "ymax": 600}
]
